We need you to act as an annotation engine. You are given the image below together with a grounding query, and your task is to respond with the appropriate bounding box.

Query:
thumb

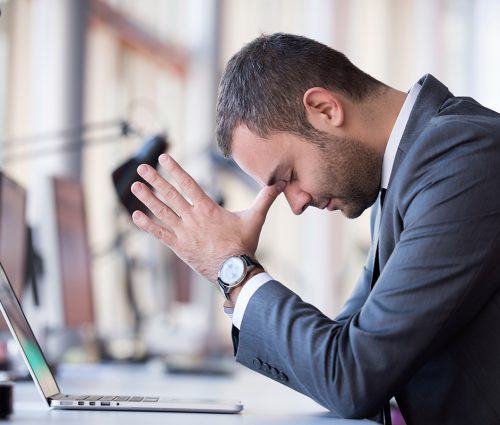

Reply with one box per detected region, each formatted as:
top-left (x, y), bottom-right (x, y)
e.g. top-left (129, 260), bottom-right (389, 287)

top-left (249, 181), bottom-right (285, 223)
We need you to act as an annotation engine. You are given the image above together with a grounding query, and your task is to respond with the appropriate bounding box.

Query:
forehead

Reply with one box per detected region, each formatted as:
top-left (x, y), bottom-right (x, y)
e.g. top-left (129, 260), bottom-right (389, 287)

top-left (231, 125), bottom-right (291, 186)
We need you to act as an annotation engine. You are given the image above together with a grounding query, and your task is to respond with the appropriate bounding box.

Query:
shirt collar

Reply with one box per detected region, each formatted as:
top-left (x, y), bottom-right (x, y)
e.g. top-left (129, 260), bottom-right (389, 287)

top-left (380, 82), bottom-right (422, 189)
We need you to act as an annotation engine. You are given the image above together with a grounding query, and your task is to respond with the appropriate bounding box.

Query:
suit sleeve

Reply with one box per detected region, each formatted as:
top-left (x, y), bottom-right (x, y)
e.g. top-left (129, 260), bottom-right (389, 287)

top-left (335, 203), bottom-right (378, 323)
top-left (234, 123), bottom-right (500, 419)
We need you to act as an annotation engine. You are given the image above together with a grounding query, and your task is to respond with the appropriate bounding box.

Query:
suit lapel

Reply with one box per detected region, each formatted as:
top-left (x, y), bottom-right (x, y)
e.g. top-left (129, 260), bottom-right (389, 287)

top-left (372, 75), bottom-right (453, 287)
top-left (388, 74), bottom-right (453, 190)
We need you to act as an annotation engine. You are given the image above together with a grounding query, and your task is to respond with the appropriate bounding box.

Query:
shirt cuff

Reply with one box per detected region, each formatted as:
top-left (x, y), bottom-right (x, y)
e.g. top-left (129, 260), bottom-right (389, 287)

top-left (232, 272), bottom-right (273, 330)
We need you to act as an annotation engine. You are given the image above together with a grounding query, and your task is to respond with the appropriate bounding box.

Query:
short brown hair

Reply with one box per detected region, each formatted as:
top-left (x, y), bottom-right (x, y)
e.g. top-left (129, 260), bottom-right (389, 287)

top-left (216, 33), bottom-right (384, 157)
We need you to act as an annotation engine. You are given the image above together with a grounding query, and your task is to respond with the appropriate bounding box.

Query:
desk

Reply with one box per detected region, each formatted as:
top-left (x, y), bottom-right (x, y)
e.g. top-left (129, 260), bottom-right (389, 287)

top-left (9, 362), bottom-right (376, 424)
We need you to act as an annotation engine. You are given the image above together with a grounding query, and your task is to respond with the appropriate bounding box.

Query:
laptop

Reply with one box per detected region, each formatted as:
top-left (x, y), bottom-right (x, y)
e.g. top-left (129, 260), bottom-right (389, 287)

top-left (0, 261), bottom-right (243, 413)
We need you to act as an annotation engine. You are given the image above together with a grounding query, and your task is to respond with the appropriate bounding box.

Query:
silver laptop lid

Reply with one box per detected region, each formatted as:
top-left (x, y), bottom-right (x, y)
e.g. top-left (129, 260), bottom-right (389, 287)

top-left (0, 261), bottom-right (60, 403)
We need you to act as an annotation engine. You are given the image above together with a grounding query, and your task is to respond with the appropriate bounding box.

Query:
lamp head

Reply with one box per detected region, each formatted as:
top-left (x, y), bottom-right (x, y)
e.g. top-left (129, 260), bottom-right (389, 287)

top-left (112, 134), bottom-right (168, 216)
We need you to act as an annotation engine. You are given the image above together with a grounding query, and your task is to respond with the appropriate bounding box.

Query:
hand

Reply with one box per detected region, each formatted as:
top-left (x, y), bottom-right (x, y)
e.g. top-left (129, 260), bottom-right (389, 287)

top-left (130, 154), bottom-right (285, 283)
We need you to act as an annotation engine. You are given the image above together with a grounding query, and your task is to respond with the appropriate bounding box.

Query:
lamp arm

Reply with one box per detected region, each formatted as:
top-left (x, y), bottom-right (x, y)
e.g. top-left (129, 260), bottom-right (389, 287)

top-left (1, 133), bottom-right (132, 164)
top-left (0, 119), bottom-right (131, 148)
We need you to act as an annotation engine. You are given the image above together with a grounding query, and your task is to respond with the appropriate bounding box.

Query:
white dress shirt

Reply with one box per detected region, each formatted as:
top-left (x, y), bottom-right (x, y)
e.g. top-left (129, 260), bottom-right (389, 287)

top-left (229, 82), bottom-right (422, 329)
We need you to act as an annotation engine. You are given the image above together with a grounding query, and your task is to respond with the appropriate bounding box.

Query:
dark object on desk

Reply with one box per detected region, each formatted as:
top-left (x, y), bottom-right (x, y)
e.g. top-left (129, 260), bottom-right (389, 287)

top-left (0, 381), bottom-right (13, 418)
top-left (112, 133), bottom-right (168, 216)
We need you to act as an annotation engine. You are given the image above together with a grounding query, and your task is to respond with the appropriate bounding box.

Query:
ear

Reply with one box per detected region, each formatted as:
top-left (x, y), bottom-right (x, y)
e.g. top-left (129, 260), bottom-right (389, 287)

top-left (303, 87), bottom-right (344, 132)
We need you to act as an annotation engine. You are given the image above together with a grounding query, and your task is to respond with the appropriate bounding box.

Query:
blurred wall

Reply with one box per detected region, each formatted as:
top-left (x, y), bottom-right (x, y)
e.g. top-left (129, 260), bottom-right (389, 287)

top-left (0, 0), bottom-right (499, 357)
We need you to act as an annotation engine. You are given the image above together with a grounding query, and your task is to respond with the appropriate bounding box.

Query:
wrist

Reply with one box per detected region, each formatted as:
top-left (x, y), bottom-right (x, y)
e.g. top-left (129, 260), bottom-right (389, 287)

top-left (217, 254), bottom-right (262, 303)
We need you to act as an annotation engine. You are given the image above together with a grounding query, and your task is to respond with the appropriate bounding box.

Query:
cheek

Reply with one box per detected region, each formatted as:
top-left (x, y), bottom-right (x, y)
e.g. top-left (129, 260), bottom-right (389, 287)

top-left (312, 165), bottom-right (339, 196)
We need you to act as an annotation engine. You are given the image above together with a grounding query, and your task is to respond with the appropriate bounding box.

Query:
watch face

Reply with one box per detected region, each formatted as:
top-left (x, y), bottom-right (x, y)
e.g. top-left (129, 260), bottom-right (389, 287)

top-left (220, 256), bottom-right (246, 286)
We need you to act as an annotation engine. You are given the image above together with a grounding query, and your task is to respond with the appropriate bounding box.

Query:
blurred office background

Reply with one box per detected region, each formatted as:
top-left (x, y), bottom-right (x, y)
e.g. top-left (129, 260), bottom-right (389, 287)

top-left (0, 0), bottom-right (499, 368)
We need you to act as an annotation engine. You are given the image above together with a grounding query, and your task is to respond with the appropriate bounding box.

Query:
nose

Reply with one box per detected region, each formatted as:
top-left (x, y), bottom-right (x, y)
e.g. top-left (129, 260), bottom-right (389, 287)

top-left (283, 185), bottom-right (312, 215)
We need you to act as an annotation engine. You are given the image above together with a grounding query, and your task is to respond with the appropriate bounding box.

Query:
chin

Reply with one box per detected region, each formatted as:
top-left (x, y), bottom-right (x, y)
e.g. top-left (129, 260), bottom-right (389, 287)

top-left (341, 209), bottom-right (363, 219)
top-left (341, 202), bottom-right (368, 219)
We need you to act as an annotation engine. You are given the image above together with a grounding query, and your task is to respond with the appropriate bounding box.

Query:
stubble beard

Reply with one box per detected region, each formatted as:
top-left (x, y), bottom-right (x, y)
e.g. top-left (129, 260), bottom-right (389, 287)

top-left (314, 134), bottom-right (383, 219)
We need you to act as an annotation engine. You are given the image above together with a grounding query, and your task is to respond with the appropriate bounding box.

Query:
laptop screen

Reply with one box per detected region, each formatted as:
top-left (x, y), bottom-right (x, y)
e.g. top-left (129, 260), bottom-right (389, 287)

top-left (0, 262), bottom-right (60, 398)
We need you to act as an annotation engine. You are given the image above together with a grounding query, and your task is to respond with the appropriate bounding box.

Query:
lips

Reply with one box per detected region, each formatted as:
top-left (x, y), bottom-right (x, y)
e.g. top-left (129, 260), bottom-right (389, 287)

top-left (318, 198), bottom-right (338, 211)
top-left (326, 198), bottom-right (336, 211)
top-left (318, 199), bottom-right (330, 210)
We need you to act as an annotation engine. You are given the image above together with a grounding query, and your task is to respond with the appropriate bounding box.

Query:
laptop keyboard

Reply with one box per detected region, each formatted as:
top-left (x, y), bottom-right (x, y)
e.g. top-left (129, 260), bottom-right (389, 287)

top-left (52, 394), bottom-right (159, 403)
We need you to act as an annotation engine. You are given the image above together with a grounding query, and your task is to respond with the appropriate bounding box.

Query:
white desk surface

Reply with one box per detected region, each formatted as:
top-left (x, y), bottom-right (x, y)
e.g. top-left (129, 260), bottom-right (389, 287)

top-left (9, 361), bottom-right (376, 424)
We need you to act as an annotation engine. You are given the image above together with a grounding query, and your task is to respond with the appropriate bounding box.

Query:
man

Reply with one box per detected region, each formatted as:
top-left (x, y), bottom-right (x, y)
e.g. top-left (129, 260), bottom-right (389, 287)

top-left (130, 33), bottom-right (500, 425)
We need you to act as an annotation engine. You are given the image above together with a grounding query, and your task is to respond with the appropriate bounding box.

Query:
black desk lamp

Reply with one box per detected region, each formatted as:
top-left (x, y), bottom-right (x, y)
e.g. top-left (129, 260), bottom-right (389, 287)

top-left (112, 133), bottom-right (168, 216)
top-left (0, 123), bottom-right (169, 361)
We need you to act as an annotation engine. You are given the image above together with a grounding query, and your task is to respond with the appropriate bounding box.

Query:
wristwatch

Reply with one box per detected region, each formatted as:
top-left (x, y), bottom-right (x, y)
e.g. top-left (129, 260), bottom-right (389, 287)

top-left (217, 255), bottom-right (261, 301)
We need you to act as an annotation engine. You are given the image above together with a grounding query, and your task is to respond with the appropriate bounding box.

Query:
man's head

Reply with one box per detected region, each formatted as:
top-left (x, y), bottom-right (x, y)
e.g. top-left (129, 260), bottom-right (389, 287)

top-left (216, 33), bottom-right (399, 218)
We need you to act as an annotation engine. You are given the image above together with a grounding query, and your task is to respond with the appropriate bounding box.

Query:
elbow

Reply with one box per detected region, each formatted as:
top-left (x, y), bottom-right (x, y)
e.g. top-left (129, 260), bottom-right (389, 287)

top-left (326, 403), bottom-right (379, 420)
top-left (334, 404), bottom-right (379, 420)
top-left (320, 391), bottom-right (381, 419)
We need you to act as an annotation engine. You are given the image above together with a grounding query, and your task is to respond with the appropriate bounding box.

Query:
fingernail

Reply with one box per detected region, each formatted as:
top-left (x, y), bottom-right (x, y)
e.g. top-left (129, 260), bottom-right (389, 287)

top-left (159, 154), bottom-right (169, 164)
top-left (131, 182), bottom-right (142, 193)
top-left (137, 164), bottom-right (148, 175)
top-left (132, 210), bottom-right (143, 223)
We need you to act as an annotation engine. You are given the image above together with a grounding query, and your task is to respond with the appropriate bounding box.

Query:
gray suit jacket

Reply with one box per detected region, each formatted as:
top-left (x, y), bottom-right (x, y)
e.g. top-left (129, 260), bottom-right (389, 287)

top-left (232, 75), bottom-right (500, 425)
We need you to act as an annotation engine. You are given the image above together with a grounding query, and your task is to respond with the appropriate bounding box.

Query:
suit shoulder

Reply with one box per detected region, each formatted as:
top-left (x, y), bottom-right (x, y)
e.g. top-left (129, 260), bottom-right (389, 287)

top-left (430, 96), bottom-right (500, 132)
top-left (393, 101), bottom-right (500, 211)
top-left (414, 97), bottom-right (500, 157)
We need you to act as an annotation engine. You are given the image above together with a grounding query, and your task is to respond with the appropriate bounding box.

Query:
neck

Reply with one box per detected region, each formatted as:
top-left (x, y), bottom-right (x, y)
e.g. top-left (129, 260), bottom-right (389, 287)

top-left (346, 86), bottom-right (407, 156)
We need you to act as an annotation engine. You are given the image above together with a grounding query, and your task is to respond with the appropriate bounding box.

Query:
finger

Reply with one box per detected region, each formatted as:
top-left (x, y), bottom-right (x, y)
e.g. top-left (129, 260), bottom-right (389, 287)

top-left (137, 164), bottom-right (192, 216)
top-left (132, 210), bottom-right (176, 246)
top-left (131, 182), bottom-right (182, 225)
top-left (158, 154), bottom-right (210, 205)
top-left (250, 181), bottom-right (285, 222)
